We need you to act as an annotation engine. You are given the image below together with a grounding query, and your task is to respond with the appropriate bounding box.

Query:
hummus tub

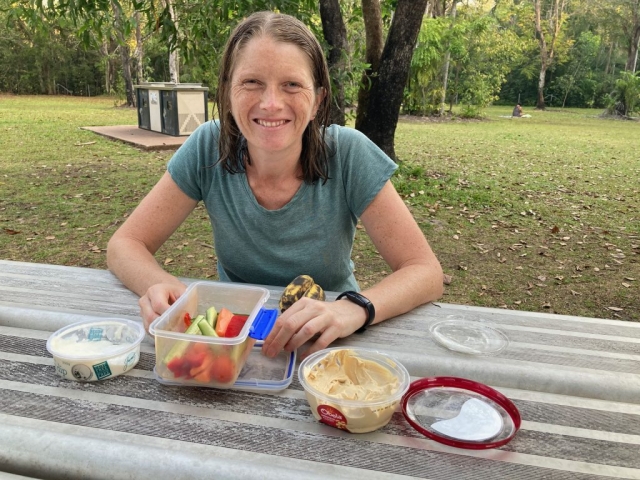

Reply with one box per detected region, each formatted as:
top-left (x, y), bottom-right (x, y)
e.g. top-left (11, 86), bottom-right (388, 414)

top-left (47, 318), bottom-right (145, 382)
top-left (298, 348), bottom-right (410, 434)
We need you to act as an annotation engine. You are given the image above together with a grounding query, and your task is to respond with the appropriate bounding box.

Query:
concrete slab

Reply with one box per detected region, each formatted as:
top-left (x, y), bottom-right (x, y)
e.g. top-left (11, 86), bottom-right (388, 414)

top-left (81, 125), bottom-right (187, 151)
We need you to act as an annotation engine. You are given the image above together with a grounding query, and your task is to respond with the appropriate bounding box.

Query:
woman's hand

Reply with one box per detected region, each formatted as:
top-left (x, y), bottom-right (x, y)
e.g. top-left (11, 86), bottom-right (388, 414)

top-left (261, 297), bottom-right (368, 359)
top-left (138, 282), bottom-right (187, 331)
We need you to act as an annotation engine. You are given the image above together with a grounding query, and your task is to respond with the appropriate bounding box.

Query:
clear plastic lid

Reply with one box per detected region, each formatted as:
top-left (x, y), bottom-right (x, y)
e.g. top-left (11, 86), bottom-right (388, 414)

top-left (429, 318), bottom-right (509, 355)
top-left (46, 318), bottom-right (146, 361)
top-left (154, 342), bottom-right (296, 393)
top-left (401, 377), bottom-right (521, 449)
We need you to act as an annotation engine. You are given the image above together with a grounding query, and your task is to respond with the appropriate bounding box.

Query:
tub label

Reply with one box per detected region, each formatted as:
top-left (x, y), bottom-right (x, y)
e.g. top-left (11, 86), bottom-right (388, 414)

top-left (317, 405), bottom-right (350, 432)
top-left (71, 364), bottom-right (94, 381)
top-left (92, 361), bottom-right (112, 380)
top-left (88, 328), bottom-right (104, 341)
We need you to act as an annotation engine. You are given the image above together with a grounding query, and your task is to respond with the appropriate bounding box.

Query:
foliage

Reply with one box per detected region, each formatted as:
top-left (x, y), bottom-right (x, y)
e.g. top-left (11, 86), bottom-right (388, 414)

top-left (405, 4), bottom-right (525, 116)
top-left (0, 9), bottom-right (105, 95)
top-left (606, 70), bottom-right (640, 116)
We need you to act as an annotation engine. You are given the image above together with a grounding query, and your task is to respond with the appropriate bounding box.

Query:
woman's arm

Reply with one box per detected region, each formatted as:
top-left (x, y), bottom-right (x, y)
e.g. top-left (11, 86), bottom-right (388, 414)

top-left (107, 171), bottom-right (199, 326)
top-left (356, 180), bottom-right (443, 324)
top-left (262, 180), bottom-right (443, 358)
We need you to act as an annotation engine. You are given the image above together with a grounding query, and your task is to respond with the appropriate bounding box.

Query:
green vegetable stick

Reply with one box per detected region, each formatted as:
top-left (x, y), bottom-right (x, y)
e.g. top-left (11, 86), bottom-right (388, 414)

top-left (163, 316), bottom-right (202, 364)
top-left (206, 306), bottom-right (218, 328)
top-left (198, 317), bottom-right (219, 337)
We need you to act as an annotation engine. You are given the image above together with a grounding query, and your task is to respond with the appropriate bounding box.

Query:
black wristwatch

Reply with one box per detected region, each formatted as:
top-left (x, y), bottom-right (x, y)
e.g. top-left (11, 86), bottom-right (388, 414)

top-left (336, 291), bottom-right (375, 334)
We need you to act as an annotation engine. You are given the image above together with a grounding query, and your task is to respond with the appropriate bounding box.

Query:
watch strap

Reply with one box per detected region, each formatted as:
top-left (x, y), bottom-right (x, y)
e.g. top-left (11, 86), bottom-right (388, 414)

top-left (336, 291), bottom-right (375, 333)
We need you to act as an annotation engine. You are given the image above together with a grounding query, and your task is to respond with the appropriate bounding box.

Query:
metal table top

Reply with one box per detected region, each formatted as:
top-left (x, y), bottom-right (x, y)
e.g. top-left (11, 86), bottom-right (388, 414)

top-left (1, 260), bottom-right (639, 479)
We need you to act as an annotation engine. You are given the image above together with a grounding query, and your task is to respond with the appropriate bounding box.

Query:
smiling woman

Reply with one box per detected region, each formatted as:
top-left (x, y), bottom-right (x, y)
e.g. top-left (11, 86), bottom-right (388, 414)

top-left (106, 11), bottom-right (444, 360)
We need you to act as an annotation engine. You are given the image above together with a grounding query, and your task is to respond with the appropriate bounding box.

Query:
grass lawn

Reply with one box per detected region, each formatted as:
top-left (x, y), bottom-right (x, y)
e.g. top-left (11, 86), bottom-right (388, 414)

top-left (0, 95), bottom-right (638, 321)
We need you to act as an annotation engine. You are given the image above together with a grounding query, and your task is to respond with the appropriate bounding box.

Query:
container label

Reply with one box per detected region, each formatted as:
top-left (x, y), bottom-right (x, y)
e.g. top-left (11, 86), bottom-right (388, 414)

top-left (71, 364), bottom-right (93, 381)
top-left (92, 361), bottom-right (112, 380)
top-left (317, 405), bottom-right (350, 432)
top-left (88, 328), bottom-right (103, 341)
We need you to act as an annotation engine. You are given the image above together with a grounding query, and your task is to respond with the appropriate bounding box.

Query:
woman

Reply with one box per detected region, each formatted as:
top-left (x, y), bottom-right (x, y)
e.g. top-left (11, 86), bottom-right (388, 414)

top-left (107, 11), bottom-right (443, 359)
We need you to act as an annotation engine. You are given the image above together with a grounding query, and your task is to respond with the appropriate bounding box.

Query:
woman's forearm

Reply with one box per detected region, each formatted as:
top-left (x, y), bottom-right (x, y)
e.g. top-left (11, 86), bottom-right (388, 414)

top-left (361, 260), bottom-right (444, 327)
top-left (106, 235), bottom-right (183, 297)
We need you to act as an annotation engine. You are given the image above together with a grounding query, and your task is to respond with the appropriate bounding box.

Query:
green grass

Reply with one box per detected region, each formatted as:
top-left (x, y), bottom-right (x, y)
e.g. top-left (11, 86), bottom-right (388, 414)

top-left (1, 96), bottom-right (638, 321)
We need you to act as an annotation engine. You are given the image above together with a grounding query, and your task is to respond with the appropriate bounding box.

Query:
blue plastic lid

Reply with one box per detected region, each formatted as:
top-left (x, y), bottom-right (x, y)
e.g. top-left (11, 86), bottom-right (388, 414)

top-left (248, 308), bottom-right (279, 340)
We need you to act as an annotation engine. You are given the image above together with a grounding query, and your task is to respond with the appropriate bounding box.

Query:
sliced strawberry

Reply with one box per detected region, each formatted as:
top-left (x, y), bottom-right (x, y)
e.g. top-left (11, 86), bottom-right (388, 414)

top-left (224, 315), bottom-right (249, 338)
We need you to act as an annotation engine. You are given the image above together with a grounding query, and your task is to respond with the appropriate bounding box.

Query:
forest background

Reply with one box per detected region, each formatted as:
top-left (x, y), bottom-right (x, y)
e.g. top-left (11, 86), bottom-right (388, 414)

top-left (2, 0), bottom-right (639, 119)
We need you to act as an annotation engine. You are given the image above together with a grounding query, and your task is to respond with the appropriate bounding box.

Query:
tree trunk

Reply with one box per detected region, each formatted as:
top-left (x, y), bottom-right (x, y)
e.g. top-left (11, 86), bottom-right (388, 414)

top-left (135, 12), bottom-right (144, 83)
top-left (537, 64), bottom-right (547, 109)
top-left (319, 0), bottom-right (348, 126)
top-left (626, 25), bottom-right (640, 72)
top-left (164, 0), bottom-right (180, 83)
top-left (357, 0), bottom-right (429, 160)
top-left (533, 0), bottom-right (567, 110)
top-left (120, 44), bottom-right (135, 106)
top-left (355, 0), bottom-right (384, 129)
top-left (111, 0), bottom-right (135, 106)
top-left (100, 41), bottom-right (110, 94)
top-left (439, 2), bottom-right (456, 116)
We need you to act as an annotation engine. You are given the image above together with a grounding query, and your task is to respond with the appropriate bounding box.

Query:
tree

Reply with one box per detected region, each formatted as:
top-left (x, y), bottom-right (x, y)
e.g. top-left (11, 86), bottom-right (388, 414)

top-left (621, 0), bottom-right (640, 72)
top-left (356, 0), bottom-right (429, 160)
top-left (533, 0), bottom-right (570, 109)
top-left (319, 0), bottom-right (348, 126)
top-left (354, 0), bottom-right (384, 128)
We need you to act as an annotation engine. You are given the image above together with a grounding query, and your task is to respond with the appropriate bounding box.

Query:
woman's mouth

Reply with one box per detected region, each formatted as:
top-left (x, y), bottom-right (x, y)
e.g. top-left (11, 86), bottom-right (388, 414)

top-left (255, 119), bottom-right (288, 128)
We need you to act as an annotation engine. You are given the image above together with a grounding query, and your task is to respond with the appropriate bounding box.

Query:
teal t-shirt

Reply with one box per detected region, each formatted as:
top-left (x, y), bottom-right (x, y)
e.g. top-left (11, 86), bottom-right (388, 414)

top-left (167, 122), bottom-right (397, 291)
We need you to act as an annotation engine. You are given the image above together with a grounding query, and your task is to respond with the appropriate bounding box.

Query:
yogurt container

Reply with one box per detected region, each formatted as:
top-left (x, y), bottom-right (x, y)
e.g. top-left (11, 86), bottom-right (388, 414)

top-left (47, 318), bottom-right (146, 382)
top-left (298, 347), bottom-right (410, 433)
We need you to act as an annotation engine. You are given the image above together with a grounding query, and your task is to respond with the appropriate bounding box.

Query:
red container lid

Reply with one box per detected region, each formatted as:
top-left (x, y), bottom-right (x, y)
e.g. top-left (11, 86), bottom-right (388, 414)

top-left (401, 376), bottom-right (521, 449)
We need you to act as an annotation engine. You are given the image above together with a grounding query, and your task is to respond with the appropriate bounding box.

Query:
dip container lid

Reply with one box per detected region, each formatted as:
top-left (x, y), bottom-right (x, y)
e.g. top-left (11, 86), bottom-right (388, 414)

top-left (401, 376), bottom-right (521, 449)
top-left (46, 318), bottom-right (146, 361)
top-left (429, 318), bottom-right (509, 355)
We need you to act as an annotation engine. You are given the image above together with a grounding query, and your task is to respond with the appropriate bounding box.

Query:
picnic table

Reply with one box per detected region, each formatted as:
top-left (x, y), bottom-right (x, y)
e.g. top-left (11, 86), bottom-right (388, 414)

top-left (0, 259), bottom-right (639, 480)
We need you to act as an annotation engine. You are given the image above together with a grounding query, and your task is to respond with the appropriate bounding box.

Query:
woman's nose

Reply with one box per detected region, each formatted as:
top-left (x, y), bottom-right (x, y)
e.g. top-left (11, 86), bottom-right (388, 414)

top-left (260, 85), bottom-right (283, 110)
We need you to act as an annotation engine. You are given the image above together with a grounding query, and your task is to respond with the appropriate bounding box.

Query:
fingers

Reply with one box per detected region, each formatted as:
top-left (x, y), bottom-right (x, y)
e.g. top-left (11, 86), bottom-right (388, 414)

top-left (138, 296), bottom-right (160, 332)
top-left (262, 298), bottom-right (342, 358)
top-left (138, 282), bottom-right (186, 332)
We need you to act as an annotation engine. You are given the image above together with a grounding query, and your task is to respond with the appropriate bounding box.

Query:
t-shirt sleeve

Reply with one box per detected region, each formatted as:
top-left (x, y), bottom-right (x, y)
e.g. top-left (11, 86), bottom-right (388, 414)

top-left (166, 121), bottom-right (219, 202)
top-left (334, 126), bottom-right (398, 217)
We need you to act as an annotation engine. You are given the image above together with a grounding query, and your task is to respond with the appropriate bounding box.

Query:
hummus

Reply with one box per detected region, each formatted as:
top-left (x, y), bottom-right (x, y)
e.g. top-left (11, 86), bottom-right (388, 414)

top-left (304, 349), bottom-right (400, 400)
top-left (301, 349), bottom-right (406, 433)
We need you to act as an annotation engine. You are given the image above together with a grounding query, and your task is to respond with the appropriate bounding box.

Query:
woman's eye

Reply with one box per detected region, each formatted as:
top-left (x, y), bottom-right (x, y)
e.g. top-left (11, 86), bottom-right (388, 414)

top-left (284, 82), bottom-right (302, 91)
top-left (242, 80), bottom-right (260, 88)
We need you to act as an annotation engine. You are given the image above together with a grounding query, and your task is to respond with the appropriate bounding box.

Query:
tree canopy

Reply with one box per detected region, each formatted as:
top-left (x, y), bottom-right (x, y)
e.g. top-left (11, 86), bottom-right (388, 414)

top-left (2, 0), bottom-right (639, 152)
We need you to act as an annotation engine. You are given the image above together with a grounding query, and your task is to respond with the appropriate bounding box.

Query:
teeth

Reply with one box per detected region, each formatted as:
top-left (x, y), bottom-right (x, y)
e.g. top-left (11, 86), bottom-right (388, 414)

top-left (257, 119), bottom-right (286, 127)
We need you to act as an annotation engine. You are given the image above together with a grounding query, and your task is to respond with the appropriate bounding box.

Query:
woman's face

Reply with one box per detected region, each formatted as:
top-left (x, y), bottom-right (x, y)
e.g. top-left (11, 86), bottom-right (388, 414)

top-left (230, 36), bottom-right (323, 161)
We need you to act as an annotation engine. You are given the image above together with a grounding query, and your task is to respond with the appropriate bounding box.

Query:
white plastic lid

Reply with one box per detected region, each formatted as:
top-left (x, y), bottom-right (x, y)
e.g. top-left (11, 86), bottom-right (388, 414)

top-left (429, 318), bottom-right (509, 355)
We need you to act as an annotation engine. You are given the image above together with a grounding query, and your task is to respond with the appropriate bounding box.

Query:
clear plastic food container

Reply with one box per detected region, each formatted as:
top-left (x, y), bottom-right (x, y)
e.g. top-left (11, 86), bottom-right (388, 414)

top-left (47, 318), bottom-right (146, 382)
top-left (149, 281), bottom-right (275, 389)
top-left (298, 347), bottom-right (410, 433)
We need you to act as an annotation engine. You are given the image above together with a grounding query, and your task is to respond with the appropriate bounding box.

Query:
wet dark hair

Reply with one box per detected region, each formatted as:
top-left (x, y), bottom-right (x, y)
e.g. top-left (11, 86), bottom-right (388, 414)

top-left (215, 11), bottom-right (332, 184)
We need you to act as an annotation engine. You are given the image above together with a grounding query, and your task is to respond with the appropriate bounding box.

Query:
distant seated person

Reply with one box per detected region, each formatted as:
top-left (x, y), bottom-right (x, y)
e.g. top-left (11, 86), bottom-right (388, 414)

top-left (512, 104), bottom-right (523, 117)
